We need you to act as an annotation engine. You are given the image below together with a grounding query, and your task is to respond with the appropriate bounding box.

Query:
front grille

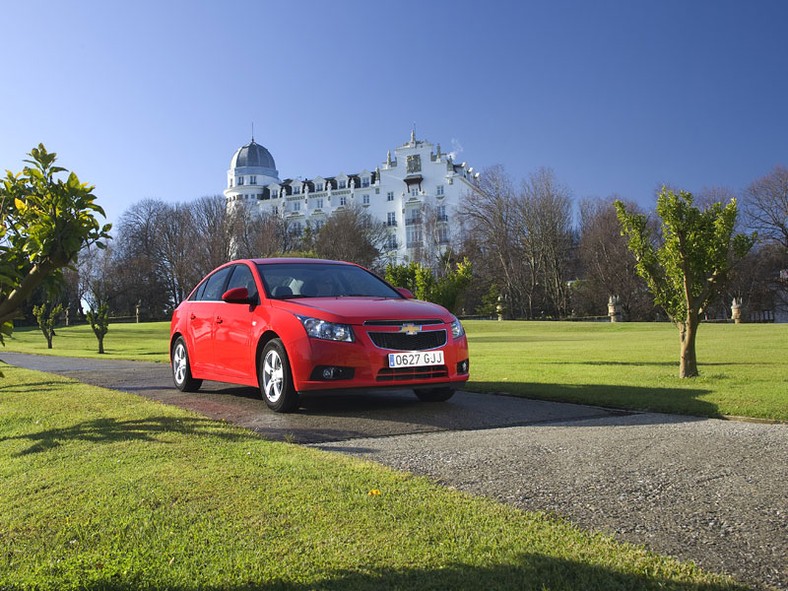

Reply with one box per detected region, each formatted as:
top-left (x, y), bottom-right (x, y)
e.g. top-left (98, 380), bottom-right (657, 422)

top-left (364, 319), bottom-right (443, 327)
top-left (368, 330), bottom-right (447, 351)
top-left (377, 366), bottom-right (449, 382)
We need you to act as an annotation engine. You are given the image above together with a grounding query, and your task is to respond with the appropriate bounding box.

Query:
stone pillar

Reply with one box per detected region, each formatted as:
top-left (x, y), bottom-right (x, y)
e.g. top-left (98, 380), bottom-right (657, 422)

top-left (731, 297), bottom-right (743, 324)
top-left (608, 295), bottom-right (622, 322)
top-left (496, 295), bottom-right (504, 322)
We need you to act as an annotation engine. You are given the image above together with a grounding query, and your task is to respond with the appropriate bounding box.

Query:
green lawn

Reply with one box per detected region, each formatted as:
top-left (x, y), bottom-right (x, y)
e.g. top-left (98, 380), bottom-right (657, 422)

top-left (0, 365), bottom-right (745, 590)
top-left (4, 319), bottom-right (787, 420)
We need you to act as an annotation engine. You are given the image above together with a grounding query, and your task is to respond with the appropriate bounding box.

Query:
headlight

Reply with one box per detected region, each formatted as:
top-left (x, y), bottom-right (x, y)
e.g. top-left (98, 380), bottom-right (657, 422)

top-left (450, 316), bottom-right (465, 338)
top-left (297, 316), bottom-right (354, 342)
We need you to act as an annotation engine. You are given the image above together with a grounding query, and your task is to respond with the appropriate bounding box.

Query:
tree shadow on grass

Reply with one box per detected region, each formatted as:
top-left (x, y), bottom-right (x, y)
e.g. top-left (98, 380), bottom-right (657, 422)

top-left (468, 381), bottom-right (723, 419)
top-left (1, 416), bottom-right (259, 456)
top-left (42, 551), bottom-right (746, 591)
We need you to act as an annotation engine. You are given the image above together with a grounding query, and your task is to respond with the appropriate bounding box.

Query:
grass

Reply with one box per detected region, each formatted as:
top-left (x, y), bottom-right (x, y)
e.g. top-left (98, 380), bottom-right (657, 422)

top-left (5, 322), bottom-right (171, 363)
top-left (465, 321), bottom-right (788, 422)
top-left (0, 364), bottom-right (746, 590)
top-left (5, 319), bottom-right (787, 421)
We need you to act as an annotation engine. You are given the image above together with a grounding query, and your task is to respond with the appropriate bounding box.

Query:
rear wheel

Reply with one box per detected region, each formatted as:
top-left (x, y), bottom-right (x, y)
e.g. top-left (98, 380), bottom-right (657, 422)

top-left (414, 387), bottom-right (455, 402)
top-left (171, 337), bottom-right (202, 392)
top-left (259, 339), bottom-right (299, 413)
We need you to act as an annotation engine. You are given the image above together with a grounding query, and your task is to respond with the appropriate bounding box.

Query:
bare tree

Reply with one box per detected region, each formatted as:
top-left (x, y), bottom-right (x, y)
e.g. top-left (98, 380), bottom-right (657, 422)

top-left (229, 204), bottom-right (291, 258)
top-left (313, 205), bottom-right (387, 269)
top-left (576, 198), bottom-right (654, 319)
top-left (458, 165), bottom-right (529, 317)
top-left (744, 165), bottom-right (788, 249)
top-left (520, 168), bottom-right (574, 317)
top-left (190, 195), bottom-right (233, 274)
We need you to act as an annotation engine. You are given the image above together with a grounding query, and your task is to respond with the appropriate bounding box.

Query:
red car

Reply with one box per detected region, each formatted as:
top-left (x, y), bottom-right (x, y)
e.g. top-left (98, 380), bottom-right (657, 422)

top-left (170, 258), bottom-right (470, 412)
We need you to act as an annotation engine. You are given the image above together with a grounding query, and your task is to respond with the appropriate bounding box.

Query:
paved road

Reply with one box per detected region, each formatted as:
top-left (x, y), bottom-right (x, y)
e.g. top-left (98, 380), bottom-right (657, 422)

top-left (3, 351), bottom-right (786, 590)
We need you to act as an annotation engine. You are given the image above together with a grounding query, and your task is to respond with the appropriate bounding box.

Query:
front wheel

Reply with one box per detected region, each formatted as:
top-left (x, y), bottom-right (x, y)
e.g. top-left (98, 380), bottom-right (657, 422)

top-left (259, 339), bottom-right (299, 413)
top-left (171, 337), bottom-right (202, 392)
top-left (414, 387), bottom-right (455, 402)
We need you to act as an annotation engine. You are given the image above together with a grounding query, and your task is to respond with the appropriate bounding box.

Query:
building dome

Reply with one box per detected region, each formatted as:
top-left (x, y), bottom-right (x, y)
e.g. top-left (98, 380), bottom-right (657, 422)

top-left (230, 139), bottom-right (277, 170)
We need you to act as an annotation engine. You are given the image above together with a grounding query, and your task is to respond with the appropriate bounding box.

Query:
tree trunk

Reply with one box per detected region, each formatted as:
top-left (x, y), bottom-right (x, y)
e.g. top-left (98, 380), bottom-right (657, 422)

top-left (678, 314), bottom-right (700, 378)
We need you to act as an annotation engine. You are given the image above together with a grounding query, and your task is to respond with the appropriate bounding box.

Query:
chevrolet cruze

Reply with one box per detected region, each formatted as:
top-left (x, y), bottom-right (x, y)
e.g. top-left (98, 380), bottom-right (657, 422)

top-left (170, 258), bottom-right (470, 412)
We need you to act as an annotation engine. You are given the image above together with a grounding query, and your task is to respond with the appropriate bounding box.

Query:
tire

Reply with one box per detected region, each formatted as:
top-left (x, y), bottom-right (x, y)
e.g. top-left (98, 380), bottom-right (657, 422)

top-left (259, 339), bottom-right (299, 413)
top-left (414, 387), bottom-right (455, 402)
top-left (172, 337), bottom-right (203, 392)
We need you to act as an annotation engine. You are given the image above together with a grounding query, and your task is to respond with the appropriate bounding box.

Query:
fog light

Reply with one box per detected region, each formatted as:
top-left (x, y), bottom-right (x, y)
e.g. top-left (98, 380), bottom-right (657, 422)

top-left (457, 359), bottom-right (470, 375)
top-left (310, 366), bottom-right (355, 381)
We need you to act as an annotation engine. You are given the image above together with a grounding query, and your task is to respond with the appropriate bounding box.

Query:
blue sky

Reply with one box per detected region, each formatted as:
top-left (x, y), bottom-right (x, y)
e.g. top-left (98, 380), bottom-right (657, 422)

top-left (2, 0), bottom-right (787, 225)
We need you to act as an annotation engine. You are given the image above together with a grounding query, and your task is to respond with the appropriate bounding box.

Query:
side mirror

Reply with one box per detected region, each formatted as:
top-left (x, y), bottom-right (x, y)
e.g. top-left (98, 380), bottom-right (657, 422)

top-left (396, 287), bottom-right (415, 299)
top-left (222, 287), bottom-right (253, 304)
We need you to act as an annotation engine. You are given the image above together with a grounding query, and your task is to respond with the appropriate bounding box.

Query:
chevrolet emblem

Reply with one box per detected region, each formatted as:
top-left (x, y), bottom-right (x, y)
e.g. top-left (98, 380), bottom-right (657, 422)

top-left (399, 323), bottom-right (422, 336)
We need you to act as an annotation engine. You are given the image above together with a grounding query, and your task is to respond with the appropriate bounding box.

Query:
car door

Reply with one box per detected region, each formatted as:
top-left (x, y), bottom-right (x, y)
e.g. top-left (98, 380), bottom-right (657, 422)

top-left (212, 263), bottom-right (260, 383)
top-left (187, 266), bottom-right (233, 376)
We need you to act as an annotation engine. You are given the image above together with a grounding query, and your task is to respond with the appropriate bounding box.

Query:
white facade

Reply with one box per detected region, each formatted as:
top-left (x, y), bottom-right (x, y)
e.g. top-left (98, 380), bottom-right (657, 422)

top-left (224, 131), bottom-right (479, 264)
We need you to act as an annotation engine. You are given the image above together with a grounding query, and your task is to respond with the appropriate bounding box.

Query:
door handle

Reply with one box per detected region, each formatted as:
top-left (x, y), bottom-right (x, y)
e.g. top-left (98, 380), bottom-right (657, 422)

top-left (216, 317), bottom-right (223, 324)
top-left (190, 313), bottom-right (196, 320)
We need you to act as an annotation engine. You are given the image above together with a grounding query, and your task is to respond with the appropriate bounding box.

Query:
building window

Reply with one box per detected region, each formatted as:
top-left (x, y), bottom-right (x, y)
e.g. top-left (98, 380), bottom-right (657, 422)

top-left (437, 205), bottom-right (448, 222)
top-left (437, 226), bottom-right (450, 244)
top-left (387, 212), bottom-right (397, 226)
top-left (291, 222), bottom-right (303, 236)
top-left (361, 177), bottom-right (370, 187)
top-left (437, 184), bottom-right (445, 196)
top-left (271, 190), bottom-right (278, 199)
top-left (362, 194), bottom-right (370, 205)
top-left (315, 198), bottom-right (324, 209)
top-left (406, 226), bottom-right (422, 248)
top-left (293, 185), bottom-right (301, 195)
top-left (250, 176), bottom-right (257, 185)
top-left (339, 196), bottom-right (347, 206)
top-left (339, 179), bottom-right (347, 189)
top-left (316, 182), bottom-right (324, 191)
top-left (386, 235), bottom-right (398, 249)
top-left (237, 176), bottom-right (244, 186)
top-left (410, 187), bottom-right (419, 197)
top-left (387, 191), bottom-right (394, 201)
top-left (293, 201), bottom-right (301, 212)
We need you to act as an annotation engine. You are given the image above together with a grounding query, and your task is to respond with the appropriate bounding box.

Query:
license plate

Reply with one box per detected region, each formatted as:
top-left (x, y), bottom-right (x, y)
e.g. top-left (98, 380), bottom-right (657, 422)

top-left (388, 350), bottom-right (444, 368)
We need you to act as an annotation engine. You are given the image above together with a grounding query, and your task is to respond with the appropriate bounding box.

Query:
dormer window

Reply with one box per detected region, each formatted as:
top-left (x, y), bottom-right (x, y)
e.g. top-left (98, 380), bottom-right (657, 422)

top-left (293, 185), bottom-right (301, 195)
top-left (361, 177), bottom-right (370, 188)
top-left (316, 182), bottom-right (324, 192)
top-left (339, 180), bottom-right (347, 189)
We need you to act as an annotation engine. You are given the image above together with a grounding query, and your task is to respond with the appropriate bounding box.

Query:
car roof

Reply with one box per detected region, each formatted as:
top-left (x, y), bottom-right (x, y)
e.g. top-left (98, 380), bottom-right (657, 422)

top-left (248, 257), bottom-right (356, 266)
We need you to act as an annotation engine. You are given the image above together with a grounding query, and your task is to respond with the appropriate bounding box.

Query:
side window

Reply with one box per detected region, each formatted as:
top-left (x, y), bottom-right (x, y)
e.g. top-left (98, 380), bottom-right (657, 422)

top-left (226, 264), bottom-right (258, 300)
top-left (200, 267), bottom-right (233, 301)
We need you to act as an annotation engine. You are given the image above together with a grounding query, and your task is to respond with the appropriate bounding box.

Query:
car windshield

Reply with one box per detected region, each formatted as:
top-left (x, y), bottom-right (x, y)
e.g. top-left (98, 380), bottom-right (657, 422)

top-left (257, 262), bottom-right (402, 300)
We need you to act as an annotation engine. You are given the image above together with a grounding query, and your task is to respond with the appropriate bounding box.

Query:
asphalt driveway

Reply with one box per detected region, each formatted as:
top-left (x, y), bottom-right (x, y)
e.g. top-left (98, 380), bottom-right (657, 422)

top-left (3, 351), bottom-right (786, 590)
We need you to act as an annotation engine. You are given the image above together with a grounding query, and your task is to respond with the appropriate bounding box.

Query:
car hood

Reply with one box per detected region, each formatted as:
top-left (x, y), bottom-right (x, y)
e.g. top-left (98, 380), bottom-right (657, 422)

top-left (274, 297), bottom-right (453, 324)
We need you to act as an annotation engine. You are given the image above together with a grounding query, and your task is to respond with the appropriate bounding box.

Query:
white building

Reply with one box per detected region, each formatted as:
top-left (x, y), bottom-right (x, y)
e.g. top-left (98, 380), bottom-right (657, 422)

top-left (224, 131), bottom-right (479, 264)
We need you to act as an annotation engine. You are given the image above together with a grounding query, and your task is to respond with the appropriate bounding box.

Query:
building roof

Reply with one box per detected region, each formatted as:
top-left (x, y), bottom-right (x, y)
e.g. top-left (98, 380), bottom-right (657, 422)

top-left (230, 140), bottom-right (277, 170)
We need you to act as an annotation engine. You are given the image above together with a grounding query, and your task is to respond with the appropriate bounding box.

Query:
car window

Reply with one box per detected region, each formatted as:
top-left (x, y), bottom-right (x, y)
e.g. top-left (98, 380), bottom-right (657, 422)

top-left (257, 262), bottom-right (401, 299)
top-left (226, 264), bottom-right (258, 300)
top-left (199, 266), bottom-right (233, 301)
